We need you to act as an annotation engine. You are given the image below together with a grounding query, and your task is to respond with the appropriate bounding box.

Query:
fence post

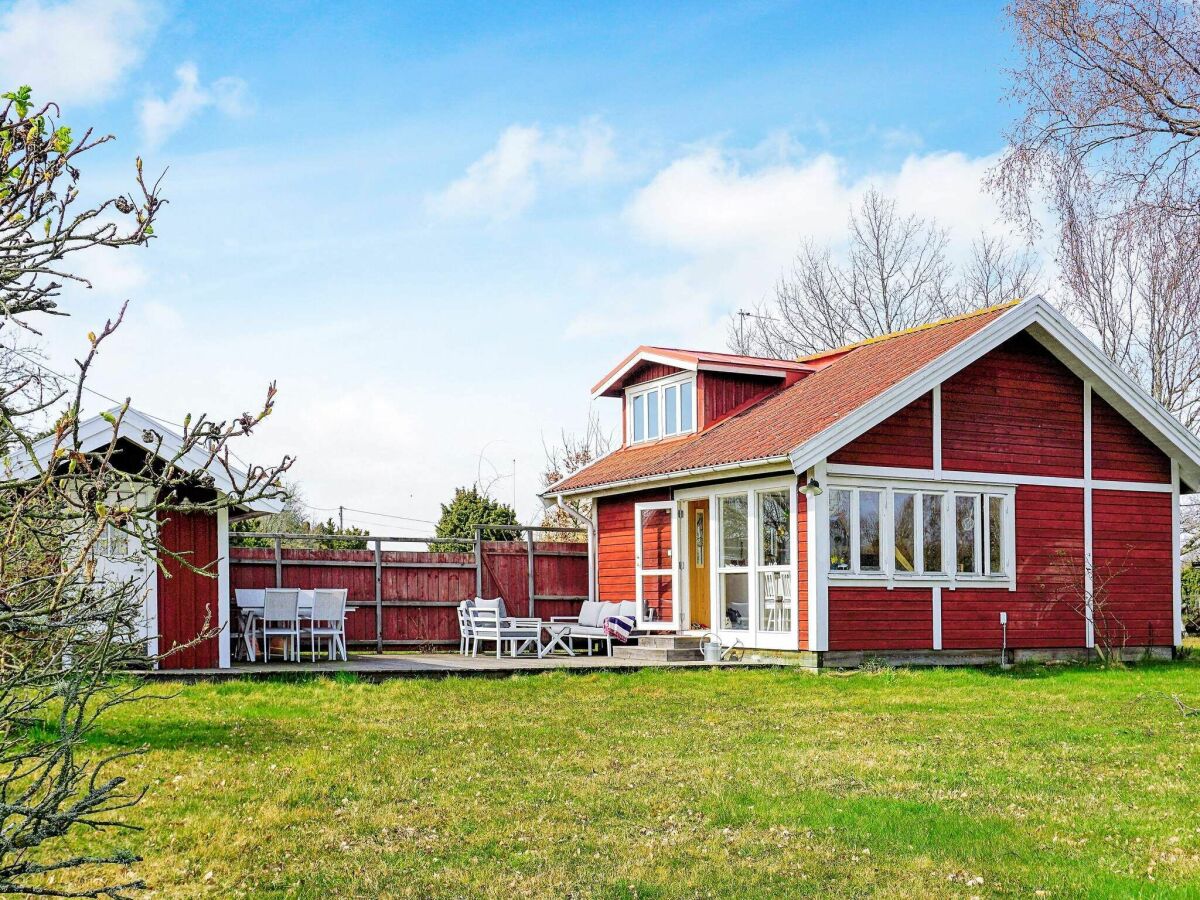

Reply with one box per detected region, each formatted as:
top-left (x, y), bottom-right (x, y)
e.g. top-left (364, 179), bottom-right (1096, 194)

top-left (526, 528), bottom-right (536, 616)
top-left (373, 538), bottom-right (383, 654)
top-left (273, 536), bottom-right (282, 588)
top-left (474, 526), bottom-right (483, 598)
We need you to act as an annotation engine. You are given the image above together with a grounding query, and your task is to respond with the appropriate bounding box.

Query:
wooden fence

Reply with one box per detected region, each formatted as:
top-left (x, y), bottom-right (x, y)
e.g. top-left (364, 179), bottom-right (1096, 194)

top-left (229, 528), bottom-right (589, 650)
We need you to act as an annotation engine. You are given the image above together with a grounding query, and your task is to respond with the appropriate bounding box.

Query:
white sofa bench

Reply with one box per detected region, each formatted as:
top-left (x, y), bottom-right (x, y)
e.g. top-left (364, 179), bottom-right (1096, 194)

top-left (550, 600), bottom-right (637, 656)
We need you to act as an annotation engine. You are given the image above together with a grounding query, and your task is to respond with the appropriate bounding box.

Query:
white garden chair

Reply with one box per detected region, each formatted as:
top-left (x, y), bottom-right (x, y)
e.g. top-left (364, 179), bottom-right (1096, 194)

top-left (467, 607), bottom-right (541, 659)
top-left (456, 601), bottom-right (474, 655)
top-left (302, 588), bottom-right (348, 661)
top-left (261, 588), bottom-right (301, 662)
top-left (762, 571), bottom-right (792, 631)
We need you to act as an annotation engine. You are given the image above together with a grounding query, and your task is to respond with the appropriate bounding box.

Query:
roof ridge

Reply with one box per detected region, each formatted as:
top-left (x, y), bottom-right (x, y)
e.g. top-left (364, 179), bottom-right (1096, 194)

top-left (795, 299), bottom-right (1023, 363)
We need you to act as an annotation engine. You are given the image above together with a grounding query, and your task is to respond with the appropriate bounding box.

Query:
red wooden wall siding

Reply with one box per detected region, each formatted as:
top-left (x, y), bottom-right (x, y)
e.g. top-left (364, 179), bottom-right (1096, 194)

top-left (941, 333), bottom-right (1084, 477)
top-left (943, 486), bottom-right (1084, 649)
top-left (1092, 490), bottom-right (1174, 647)
top-left (625, 361), bottom-right (684, 387)
top-left (699, 371), bottom-right (780, 430)
top-left (596, 489), bottom-right (670, 603)
top-left (1091, 394), bottom-right (1172, 483)
top-left (796, 490), bottom-right (809, 650)
top-left (827, 587), bottom-right (933, 650)
top-left (830, 391), bottom-right (933, 468)
top-left (157, 509), bottom-right (220, 669)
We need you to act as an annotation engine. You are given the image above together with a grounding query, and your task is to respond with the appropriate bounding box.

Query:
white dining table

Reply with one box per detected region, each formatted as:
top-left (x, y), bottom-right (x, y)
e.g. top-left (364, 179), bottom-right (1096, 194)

top-left (235, 590), bottom-right (355, 662)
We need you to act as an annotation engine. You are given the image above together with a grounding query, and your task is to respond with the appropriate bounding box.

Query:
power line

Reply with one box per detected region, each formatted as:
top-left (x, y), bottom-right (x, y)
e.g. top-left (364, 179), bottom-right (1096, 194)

top-left (3, 343), bottom-right (258, 470)
top-left (308, 504), bottom-right (437, 526)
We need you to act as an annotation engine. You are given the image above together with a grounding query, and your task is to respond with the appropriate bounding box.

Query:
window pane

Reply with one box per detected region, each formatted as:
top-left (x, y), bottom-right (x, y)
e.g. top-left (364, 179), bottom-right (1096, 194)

top-left (859, 490), bottom-right (881, 571)
top-left (757, 570), bottom-right (792, 633)
top-left (988, 496), bottom-right (1005, 575)
top-left (923, 495), bottom-right (944, 573)
top-left (645, 389), bottom-right (659, 439)
top-left (955, 495), bottom-right (977, 574)
top-left (758, 490), bottom-right (790, 566)
top-left (719, 495), bottom-right (748, 567)
top-left (632, 394), bottom-right (645, 442)
top-left (893, 492), bottom-right (916, 573)
top-left (720, 572), bottom-right (749, 630)
top-left (829, 489), bottom-right (851, 572)
top-left (664, 385), bottom-right (678, 435)
top-left (639, 508), bottom-right (672, 570)
top-left (680, 381), bottom-right (694, 431)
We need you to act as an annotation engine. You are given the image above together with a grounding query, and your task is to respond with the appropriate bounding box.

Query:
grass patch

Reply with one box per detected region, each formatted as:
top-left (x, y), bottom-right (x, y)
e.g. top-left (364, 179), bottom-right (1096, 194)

top-left (44, 659), bottom-right (1200, 897)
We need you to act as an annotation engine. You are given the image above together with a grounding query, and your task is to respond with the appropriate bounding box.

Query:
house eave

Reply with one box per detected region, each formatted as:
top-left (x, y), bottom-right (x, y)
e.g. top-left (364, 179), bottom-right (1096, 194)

top-left (541, 455), bottom-right (794, 502)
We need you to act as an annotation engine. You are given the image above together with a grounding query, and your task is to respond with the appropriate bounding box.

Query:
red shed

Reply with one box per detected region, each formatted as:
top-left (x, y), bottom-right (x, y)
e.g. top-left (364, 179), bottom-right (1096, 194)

top-left (543, 298), bottom-right (1200, 665)
top-left (16, 407), bottom-right (282, 670)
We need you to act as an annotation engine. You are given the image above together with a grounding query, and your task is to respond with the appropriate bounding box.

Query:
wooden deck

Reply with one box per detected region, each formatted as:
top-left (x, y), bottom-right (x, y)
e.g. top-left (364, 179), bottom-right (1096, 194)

top-left (147, 651), bottom-right (770, 681)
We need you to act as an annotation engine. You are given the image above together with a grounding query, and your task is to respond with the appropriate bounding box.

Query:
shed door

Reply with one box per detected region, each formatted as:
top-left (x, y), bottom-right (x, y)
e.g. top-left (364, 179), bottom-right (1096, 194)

top-left (156, 509), bottom-right (220, 669)
top-left (634, 501), bottom-right (676, 631)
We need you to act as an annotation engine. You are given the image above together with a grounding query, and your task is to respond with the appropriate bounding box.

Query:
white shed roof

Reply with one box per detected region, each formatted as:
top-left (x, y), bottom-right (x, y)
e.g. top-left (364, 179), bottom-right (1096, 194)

top-left (8, 405), bottom-right (283, 515)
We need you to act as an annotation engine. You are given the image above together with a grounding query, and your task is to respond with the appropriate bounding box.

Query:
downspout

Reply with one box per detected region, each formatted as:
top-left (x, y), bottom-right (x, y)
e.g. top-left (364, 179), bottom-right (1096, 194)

top-left (556, 496), bottom-right (597, 604)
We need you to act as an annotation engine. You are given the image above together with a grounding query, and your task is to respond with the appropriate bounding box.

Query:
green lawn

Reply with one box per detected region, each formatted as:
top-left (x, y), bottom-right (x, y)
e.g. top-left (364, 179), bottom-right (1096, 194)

top-left (59, 658), bottom-right (1200, 898)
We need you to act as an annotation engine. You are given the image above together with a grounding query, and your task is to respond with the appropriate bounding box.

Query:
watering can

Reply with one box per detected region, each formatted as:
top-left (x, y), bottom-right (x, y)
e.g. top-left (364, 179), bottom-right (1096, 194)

top-left (699, 633), bottom-right (723, 663)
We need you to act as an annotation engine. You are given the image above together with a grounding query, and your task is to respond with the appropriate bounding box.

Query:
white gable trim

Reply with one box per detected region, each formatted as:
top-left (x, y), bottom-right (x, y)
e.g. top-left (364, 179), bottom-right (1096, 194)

top-left (592, 351), bottom-right (697, 398)
top-left (789, 298), bottom-right (1200, 491)
top-left (12, 406), bottom-right (282, 515)
top-left (592, 350), bottom-right (795, 398)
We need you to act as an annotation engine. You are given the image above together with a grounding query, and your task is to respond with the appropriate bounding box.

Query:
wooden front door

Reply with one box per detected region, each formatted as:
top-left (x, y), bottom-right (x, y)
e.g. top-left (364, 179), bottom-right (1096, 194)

top-left (688, 499), bottom-right (711, 629)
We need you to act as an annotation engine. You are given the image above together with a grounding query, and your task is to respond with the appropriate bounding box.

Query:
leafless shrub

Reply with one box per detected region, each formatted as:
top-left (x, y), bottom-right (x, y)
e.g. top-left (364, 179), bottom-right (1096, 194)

top-left (0, 86), bottom-right (291, 897)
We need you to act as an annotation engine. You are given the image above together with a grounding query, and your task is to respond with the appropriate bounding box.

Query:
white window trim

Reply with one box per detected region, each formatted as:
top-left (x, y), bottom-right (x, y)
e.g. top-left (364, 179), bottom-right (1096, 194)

top-left (828, 475), bottom-right (1017, 591)
top-left (626, 373), bottom-right (697, 445)
top-left (675, 475), bottom-right (800, 650)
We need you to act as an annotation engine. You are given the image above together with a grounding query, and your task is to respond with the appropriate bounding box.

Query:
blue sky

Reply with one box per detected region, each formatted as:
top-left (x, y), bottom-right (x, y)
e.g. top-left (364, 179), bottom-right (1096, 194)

top-left (0, 0), bottom-right (1027, 532)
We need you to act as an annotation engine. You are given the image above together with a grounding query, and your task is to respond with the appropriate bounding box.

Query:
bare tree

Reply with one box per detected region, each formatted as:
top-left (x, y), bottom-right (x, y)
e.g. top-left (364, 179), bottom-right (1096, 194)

top-left (959, 231), bottom-right (1043, 309)
top-left (1059, 194), bottom-right (1200, 428)
top-left (540, 410), bottom-right (612, 539)
top-left (1042, 548), bottom-right (1136, 665)
top-left (993, 0), bottom-right (1200, 232)
top-left (0, 87), bottom-right (290, 897)
top-left (729, 190), bottom-right (1036, 358)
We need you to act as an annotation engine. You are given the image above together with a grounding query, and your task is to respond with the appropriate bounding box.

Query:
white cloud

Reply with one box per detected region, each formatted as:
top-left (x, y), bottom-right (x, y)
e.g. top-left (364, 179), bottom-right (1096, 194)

top-left (427, 117), bottom-right (618, 221)
top-left (0, 0), bottom-right (158, 106)
top-left (567, 143), bottom-right (1034, 343)
top-left (139, 62), bottom-right (252, 147)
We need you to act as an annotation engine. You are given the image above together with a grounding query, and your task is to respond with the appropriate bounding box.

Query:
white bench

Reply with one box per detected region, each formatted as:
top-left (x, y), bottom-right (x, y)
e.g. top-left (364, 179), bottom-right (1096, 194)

top-left (550, 600), bottom-right (637, 656)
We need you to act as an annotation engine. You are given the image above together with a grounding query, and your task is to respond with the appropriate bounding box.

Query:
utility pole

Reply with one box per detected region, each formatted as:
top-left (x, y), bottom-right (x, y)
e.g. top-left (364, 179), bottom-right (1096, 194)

top-left (338, 505), bottom-right (344, 532)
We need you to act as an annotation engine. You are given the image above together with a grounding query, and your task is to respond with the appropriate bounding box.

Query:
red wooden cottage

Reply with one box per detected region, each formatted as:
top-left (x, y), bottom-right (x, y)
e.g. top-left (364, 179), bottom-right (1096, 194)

top-left (543, 298), bottom-right (1200, 664)
top-left (14, 406), bottom-right (281, 670)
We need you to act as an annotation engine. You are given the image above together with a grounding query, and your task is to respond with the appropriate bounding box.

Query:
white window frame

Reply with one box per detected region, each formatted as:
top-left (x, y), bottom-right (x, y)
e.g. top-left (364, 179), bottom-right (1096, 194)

top-left (827, 476), bottom-right (1016, 590)
top-left (676, 475), bottom-right (799, 650)
top-left (634, 500), bottom-right (677, 631)
top-left (626, 373), bottom-right (697, 445)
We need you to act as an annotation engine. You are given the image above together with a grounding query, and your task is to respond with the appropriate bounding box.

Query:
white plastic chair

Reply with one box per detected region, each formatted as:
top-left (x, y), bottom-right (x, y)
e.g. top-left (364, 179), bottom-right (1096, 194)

top-left (467, 607), bottom-right (541, 659)
top-left (456, 601), bottom-right (474, 655)
top-left (301, 589), bottom-right (348, 661)
top-left (261, 588), bottom-right (301, 662)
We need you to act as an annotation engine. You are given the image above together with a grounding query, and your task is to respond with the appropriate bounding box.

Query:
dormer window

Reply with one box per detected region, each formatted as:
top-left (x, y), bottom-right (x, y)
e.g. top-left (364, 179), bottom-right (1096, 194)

top-left (628, 374), bottom-right (695, 444)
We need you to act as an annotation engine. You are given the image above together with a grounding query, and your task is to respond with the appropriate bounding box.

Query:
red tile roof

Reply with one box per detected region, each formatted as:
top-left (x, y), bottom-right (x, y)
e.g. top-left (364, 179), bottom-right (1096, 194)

top-left (549, 303), bottom-right (1017, 494)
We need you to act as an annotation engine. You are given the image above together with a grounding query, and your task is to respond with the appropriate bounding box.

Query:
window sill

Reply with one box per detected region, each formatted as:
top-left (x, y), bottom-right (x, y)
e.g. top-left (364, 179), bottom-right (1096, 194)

top-left (828, 573), bottom-right (1013, 590)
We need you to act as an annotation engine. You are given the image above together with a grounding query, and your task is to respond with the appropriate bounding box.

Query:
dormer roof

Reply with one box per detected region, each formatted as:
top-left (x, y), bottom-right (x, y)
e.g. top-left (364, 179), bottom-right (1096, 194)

top-left (592, 346), bottom-right (814, 397)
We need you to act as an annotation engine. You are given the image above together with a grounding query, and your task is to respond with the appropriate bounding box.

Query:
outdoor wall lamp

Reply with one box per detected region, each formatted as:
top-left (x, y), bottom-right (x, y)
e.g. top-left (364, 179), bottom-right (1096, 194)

top-left (799, 477), bottom-right (823, 496)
